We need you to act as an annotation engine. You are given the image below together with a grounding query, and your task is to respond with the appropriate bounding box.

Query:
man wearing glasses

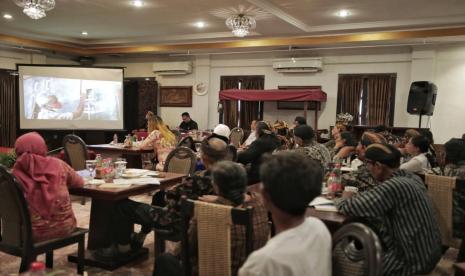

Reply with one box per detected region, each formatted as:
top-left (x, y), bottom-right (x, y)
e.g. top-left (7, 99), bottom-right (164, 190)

top-left (336, 143), bottom-right (441, 275)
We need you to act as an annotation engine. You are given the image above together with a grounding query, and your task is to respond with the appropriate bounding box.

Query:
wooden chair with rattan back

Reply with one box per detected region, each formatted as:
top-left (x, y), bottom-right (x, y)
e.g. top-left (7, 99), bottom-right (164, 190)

top-left (230, 127), bottom-right (244, 148)
top-left (62, 134), bottom-right (88, 171)
top-left (180, 199), bottom-right (254, 276)
top-left (0, 165), bottom-right (87, 274)
top-left (425, 174), bottom-right (462, 249)
top-left (163, 146), bottom-right (196, 175)
top-left (332, 222), bottom-right (383, 276)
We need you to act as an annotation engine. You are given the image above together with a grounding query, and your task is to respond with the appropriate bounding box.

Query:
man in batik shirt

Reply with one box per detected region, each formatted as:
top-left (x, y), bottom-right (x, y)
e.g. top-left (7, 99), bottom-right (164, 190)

top-left (443, 138), bottom-right (465, 240)
top-left (292, 125), bottom-right (331, 166)
top-left (336, 143), bottom-right (442, 275)
top-left (94, 135), bottom-right (228, 260)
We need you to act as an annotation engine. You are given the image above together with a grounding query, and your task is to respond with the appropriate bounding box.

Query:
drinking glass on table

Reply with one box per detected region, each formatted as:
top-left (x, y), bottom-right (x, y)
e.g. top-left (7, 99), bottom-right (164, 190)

top-left (85, 160), bottom-right (97, 180)
top-left (195, 142), bottom-right (202, 153)
top-left (114, 161), bottom-right (127, 178)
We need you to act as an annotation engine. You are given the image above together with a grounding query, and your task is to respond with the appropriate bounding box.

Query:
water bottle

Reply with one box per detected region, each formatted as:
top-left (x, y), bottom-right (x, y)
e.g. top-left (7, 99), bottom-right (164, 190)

top-left (26, 261), bottom-right (46, 276)
top-left (113, 133), bottom-right (118, 144)
top-left (327, 163), bottom-right (342, 198)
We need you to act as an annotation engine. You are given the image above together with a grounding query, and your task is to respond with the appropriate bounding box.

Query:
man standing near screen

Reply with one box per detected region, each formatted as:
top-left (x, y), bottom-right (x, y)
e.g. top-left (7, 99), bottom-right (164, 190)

top-left (179, 112), bottom-right (198, 131)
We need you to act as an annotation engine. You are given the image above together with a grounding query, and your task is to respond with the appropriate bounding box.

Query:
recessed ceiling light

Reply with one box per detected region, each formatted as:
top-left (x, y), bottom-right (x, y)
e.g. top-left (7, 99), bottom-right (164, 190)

top-left (3, 14), bottom-right (13, 20)
top-left (194, 21), bottom-right (206, 28)
top-left (336, 9), bottom-right (351, 18)
top-left (81, 31), bottom-right (88, 36)
top-left (145, 77), bottom-right (150, 80)
top-left (132, 0), bottom-right (144, 7)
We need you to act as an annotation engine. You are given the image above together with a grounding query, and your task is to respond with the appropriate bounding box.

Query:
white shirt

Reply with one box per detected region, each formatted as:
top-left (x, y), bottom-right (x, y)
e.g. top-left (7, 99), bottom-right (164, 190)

top-left (238, 217), bottom-right (332, 276)
top-left (400, 153), bottom-right (430, 173)
top-left (243, 132), bottom-right (257, 146)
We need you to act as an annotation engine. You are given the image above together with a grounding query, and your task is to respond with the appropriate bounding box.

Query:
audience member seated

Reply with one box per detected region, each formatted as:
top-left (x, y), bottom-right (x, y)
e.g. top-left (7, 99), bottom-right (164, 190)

top-left (420, 129), bottom-right (439, 168)
top-left (239, 152), bottom-right (331, 276)
top-left (242, 120), bottom-right (257, 148)
top-left (341, 131), bottom-right (386, 192)
top-left (193, 161), bottom-right (269, 275)
top-left (443, 138), bottom-right (465, 240)
top-left (213, 123), bottom-right (231, 142)
top-left (336, 143), bottom-right (442, 275)
top-left (94, 136), bottom-right (228, 260)
top-left (373, 125), bottom-right (401, 146)
top-left (179, 112), bottom-right (198, 132)
top-left (12, 132), bottom-right (84, 242)
top-left (398, 128), bottom-right (421, 157)
top-left (293, 116), bottom-right (307, 128)
top-left (325, 112), bottom-right (353, 150)
top-left (399, 135), bottom-right (432, 173)
top-left (237, 121), bottom-right (280, 185)
top-left (292, 124), bottom-right (331, 166)
top-left (332, 131), bottom-right (357, 161)
top-left (138, 112), bottom-right (176, 171)
top-left (273, 120), bottom-right (292, 150)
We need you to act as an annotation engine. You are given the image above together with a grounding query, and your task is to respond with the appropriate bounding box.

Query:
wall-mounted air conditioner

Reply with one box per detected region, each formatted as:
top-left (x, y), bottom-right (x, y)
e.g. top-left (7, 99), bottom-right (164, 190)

top-left (272, 57), bottom-right (323, 73)
top-left (152, 61), bottom-right (193, 75)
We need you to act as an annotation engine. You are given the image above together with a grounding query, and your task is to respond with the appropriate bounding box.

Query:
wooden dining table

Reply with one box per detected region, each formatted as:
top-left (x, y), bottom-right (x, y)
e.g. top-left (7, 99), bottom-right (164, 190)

top-left (68, 172), bottom-right (185, 270)
top-left (87, 144), bottom-right (153, 168)
top-left (247, 182), bottom-right (350, 233)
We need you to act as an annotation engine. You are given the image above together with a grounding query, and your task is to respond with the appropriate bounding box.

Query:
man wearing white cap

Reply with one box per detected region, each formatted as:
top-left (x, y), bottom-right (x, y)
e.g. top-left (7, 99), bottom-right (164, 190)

top-left (213, 124), bottom-right (231, 142)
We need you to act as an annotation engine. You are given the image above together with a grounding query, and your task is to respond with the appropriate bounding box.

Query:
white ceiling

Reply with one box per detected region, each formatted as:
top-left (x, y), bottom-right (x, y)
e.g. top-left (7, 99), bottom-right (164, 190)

top-left (1, 0), bottom-right (465, 53)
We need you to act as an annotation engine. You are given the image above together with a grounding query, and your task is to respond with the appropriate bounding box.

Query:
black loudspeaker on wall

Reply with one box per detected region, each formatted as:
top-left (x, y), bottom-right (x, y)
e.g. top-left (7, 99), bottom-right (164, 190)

top-left (407, 81), bottom-right (437, 116)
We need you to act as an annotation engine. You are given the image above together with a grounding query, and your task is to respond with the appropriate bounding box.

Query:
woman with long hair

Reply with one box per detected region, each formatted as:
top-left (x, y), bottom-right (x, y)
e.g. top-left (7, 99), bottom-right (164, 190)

top-left (139, 112), bottom-right (176, 171)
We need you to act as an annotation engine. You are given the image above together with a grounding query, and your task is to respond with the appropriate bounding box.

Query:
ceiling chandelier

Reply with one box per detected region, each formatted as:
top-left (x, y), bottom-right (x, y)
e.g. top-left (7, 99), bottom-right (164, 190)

top-left (13, 0), bottom-right (56, 20)
top-left (225, 14), bottom-right (256, 38)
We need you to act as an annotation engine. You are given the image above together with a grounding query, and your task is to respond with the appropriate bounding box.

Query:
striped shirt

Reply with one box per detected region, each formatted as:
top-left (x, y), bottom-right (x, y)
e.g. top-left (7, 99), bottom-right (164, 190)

top-left (336, 170), bottom-right (442, 276)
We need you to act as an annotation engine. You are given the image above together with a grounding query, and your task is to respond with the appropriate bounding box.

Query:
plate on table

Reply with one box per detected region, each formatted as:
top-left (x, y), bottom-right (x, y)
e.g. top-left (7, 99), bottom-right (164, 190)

top-left (122, 169), bottom-right (150, 178)
top-left (144, 171), bottom-right (160, 177)
top-left (341, 167), bottom-right (356, 172)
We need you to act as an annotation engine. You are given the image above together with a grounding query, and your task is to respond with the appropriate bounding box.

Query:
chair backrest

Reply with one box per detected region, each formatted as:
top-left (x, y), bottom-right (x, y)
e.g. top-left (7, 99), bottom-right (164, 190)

top-left (180, 199), bottom-right (254, 276)
top-left (226, 144), bottom-right (237, 162)
top-left (332, 222), bottom-right (383, 276)
top-left (62, 134), bottom-right (88, 171)
top-left (177, 136), bottom-right (195, 151)
top-left (163, 147), bottom-right (196, 175)
top-left (229, 128), bottom-right (244, 148)
top-left (425, 174), bottom-right (462, 248)
top-left (0, 165), bottom-right (33, 253)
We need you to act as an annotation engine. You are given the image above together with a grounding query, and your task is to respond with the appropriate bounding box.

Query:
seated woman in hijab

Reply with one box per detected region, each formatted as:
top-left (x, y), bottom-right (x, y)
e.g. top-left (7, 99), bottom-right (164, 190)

top-left (12, 132), bottom-right (84, 242)
top-left (273, 120), bottom-right (293, 150)
top-left (138, 112), bottom-right (176, 171)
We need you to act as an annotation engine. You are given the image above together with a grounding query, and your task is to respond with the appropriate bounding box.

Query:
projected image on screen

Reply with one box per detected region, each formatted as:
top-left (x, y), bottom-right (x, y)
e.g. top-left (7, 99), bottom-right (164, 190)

top-left (19, 65), bottom-right (124, 130)
top-left (24, 76), bottom-right (121, 121)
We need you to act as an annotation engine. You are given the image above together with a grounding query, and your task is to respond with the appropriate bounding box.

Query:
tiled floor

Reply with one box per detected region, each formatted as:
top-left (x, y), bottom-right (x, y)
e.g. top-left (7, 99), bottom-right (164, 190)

top-left (0, 194), bottom-right (459, 275)
top-left (0, 195), bottom-right (155, 275)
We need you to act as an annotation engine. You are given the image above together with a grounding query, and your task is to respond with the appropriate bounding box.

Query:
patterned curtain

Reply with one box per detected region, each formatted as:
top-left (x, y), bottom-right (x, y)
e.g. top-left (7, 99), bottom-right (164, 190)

top-left (0, 70), bottom-right (16, 147)
top-left (366, 75), bottom-right (396, 126)
top-left (220, 77), bottom-right (240, 128)
top-left (337, 75), bottom-right (363, 125)
top-left (240, 77), bottom-right (264, 129)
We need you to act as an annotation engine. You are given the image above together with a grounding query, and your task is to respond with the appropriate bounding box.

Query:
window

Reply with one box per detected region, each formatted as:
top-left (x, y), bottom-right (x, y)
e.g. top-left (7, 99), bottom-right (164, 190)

top-left (219, 75), bottom-right (264, 128)
top-left (337, 74), bottom-right (396, 126)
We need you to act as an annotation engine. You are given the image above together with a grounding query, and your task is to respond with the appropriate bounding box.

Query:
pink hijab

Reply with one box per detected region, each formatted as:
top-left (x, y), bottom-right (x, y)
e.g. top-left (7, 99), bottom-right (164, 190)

top-left (12, 132), bottom-right (63, 219)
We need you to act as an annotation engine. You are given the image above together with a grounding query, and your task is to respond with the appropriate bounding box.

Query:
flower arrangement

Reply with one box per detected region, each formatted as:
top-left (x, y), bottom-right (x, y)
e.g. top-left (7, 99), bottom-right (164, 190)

top-left (0, 150), bottom-right (16, 168)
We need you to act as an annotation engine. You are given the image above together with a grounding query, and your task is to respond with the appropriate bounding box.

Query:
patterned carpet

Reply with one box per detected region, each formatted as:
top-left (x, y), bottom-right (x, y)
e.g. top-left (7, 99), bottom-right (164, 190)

top-left (0, 194), bottom-right (459, 275)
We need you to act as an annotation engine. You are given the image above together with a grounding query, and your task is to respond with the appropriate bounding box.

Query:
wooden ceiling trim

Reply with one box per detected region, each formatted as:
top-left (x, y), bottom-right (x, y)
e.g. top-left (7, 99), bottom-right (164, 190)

top-left (2, 26), bottom-right (465, 56)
